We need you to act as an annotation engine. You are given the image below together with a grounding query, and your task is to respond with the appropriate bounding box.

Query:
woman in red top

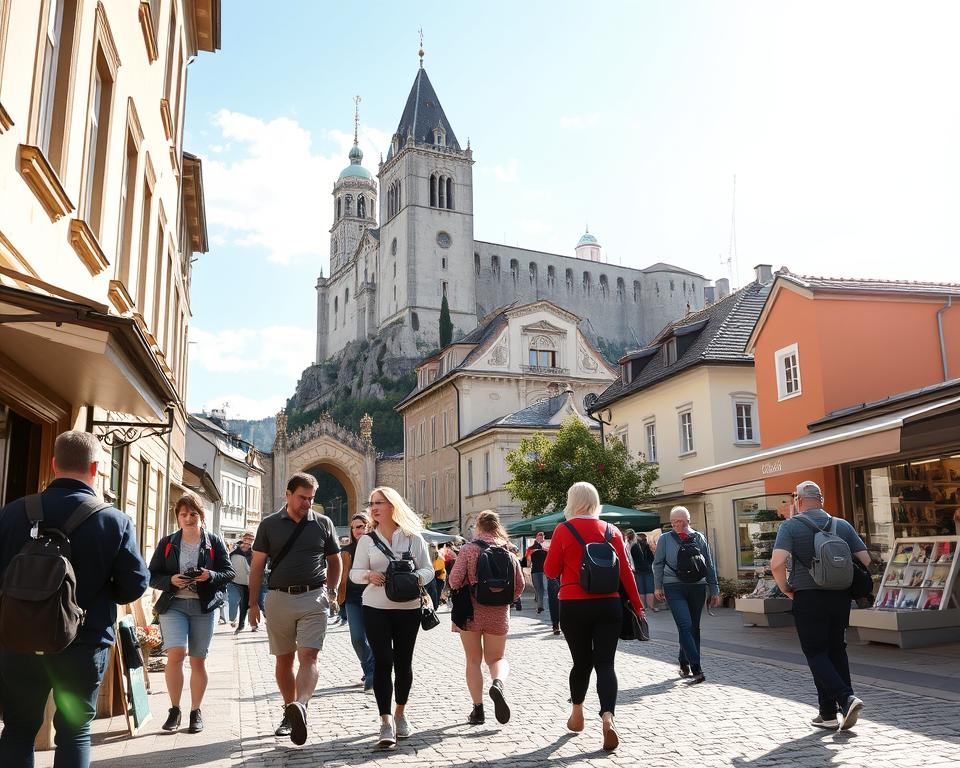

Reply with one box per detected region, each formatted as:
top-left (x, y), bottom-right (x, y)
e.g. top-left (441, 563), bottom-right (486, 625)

top-left (543, 482), bottom-right (644, 752)
top-left (448, 511), bottom-right (525, 726)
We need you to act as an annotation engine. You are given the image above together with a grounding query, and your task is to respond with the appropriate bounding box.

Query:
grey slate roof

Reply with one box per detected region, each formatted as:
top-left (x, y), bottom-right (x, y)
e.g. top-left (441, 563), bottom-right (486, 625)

top-left (590, 281), bottom-right (771, 410)
top-left (460, 393), bottom-right (596, 441)
top-left (386, 67), bottom-right (460, 161)
top-left (780, 271), bottom-right (960, 296)
top-left (642, 262), bottom-right (705, 278)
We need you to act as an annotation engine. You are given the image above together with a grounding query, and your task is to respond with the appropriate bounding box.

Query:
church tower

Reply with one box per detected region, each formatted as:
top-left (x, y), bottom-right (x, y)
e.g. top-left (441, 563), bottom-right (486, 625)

top-left (329, 97), bottom-right (377, 275)
top-left (376, 49), bottom-right (476, 346)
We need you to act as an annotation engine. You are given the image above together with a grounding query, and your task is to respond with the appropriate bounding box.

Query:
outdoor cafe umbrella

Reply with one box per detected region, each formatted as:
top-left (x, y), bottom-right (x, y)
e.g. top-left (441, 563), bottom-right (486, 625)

top-left (524, 505), bottom-right (661, 534)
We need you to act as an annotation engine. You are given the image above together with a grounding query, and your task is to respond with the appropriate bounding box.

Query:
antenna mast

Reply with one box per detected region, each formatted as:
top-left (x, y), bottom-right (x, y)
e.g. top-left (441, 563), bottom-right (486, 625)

top-left (353, 95), bottom-right (361, 144)
top-left (727, 174), bottom-right (739, 287)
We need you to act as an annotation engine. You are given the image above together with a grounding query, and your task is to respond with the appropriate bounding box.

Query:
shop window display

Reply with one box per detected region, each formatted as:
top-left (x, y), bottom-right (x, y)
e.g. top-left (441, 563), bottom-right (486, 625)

top-left (874, 538), bottom-right (958, 611)
top-left (734, 495), bottom-right (793, 570)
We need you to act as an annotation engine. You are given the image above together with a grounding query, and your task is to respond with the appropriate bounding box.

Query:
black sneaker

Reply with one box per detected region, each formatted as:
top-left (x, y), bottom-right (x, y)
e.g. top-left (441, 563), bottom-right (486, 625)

top-left (685, 672), bottom-right (706, 686)
top-left (811, 715), bottom-right (839, 730)
top-left (161, 706), bottom-right (181, 732)
top-left (285, 701), bottom-right (308, 745)
top-left (274, 711), bottom-right (292, 737)
top-left (489, 679), bottom-right (510, 724)
top-left (188, 709), bottom-right (204, 733)
top-left (468, 704), bottom-right (485, 725)
top-left (839, 696), bottom-right (863, 730)
top-left (679, 663), bottom-right (691, 678)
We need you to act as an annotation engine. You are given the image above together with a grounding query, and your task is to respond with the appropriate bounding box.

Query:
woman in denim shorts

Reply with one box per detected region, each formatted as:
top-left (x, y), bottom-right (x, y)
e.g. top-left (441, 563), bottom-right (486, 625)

top-left (149, 493), bottom-right (234, 734)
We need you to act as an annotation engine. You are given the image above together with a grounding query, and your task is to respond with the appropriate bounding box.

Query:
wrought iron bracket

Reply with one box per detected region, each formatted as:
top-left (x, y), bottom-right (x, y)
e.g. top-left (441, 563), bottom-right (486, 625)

top-left (88, 405), bottom-right (175, 446)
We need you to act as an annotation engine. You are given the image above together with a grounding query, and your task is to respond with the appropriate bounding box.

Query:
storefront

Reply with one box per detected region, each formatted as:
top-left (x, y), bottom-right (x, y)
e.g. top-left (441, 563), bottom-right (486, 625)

top-left (733, 493), bottom-right (793, 571)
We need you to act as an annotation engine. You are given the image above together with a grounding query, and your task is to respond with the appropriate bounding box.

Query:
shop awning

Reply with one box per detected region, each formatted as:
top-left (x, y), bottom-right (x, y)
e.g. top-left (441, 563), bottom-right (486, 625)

top-left (683, 395), bottom-right (960, 494)
top-left (0, 283), bottom-right (177, 419)
top-left (509, 505), bottom-right (661, 535)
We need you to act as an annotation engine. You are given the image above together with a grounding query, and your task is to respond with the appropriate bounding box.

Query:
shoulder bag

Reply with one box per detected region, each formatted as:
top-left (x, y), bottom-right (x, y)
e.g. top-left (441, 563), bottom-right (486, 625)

top-left (367, 532), bottom-right (420, 602)
top-left (269, 515), bottom-right (310, 573)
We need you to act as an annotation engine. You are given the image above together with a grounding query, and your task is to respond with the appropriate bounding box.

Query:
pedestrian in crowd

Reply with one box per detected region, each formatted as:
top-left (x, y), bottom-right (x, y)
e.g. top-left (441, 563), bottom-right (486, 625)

top-left (508, 543), bottom-right (524, 611)
top-left (230, 532), bottom-right (255, 634)
top-left (653, 506), bottom-right (720, 686)
top-left (338, 512), bottom-right (375, 693)
top-left (225, 548), bottom-right (241, 627)
top-left (247, 473), bottom-right (342, 746)
top-left (0, 431), bottom-right (150, 768)
top-left (770, 481), bottom-right (870, 731)
top-left (543, 482), bottom-right (645, 752)
top-left (349, 486), bottom-right (433, 749)
top-left (525, 531), bottom-right (550, 613)
top-left (626, 530), bottom-right (658, 612)
top-left (448, 510), bottom-right (525, 726)
top-left (432, 544), bottom-right (447, 606)
top-left (150, 492), bottom-right (234, 734)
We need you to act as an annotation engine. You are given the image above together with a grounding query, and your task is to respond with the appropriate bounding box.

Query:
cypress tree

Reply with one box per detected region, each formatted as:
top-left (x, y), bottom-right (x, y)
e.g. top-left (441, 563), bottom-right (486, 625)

top-left (439, 294), bottom-right (453, 347)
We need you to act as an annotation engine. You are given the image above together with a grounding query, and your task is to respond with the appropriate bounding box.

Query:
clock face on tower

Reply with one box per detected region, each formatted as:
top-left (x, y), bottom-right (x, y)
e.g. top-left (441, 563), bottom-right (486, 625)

top-left (437, 231), bottom-right (451, 248)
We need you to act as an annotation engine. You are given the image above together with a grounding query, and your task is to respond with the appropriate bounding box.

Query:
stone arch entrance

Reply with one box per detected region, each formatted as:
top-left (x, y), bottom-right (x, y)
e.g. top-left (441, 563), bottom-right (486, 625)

top-left (271, 411), bottom-right (377, 527)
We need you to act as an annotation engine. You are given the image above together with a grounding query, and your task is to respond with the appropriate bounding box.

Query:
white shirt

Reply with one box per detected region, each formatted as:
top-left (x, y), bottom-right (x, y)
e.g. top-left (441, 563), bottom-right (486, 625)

top-left (349, 529), bottom-right (434, 610)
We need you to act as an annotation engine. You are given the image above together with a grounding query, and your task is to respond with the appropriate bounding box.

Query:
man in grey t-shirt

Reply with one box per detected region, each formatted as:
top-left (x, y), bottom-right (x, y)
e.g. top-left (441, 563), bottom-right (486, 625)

top-left (248, 473), bottom-right (341, 746)
top-left (771, 480), bottom-right (870, 732)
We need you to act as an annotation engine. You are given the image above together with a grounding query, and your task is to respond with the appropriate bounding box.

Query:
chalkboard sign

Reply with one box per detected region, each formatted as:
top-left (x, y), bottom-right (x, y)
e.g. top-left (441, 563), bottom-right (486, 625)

top-left (117, 615), bottom-right (151, 732)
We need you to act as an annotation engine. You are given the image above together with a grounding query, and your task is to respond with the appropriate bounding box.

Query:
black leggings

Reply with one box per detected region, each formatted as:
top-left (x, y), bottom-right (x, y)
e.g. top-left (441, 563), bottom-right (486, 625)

top-left (236, 585), bottom-right (250, 630)
top-left (558, 598), bottom-right (622, 715)
top-left (363, 607), bottom-right (421, 716)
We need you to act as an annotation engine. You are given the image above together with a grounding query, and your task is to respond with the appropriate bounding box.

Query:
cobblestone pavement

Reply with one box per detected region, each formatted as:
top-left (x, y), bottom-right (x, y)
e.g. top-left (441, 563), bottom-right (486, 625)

top-left (40, 605), bottom-right (960, 767)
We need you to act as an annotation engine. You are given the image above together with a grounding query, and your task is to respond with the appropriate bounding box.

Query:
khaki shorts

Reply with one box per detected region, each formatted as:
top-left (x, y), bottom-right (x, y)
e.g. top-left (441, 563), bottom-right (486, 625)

top-left (263, 588), bottom-right (329, 656)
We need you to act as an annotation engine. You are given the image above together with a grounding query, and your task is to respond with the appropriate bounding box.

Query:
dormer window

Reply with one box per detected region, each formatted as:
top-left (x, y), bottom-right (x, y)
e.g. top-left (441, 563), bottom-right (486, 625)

top-left (665, 338), bottom-right (677, 364)
top-left (433, 123), bottom-right (446, 146)
top-left (528, 335), bottom-right (557, 369)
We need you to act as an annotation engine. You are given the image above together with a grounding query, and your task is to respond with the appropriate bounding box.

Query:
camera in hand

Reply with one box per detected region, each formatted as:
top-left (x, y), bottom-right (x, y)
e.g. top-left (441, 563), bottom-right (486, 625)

top-left (182, 567), bottom-right (202, 580)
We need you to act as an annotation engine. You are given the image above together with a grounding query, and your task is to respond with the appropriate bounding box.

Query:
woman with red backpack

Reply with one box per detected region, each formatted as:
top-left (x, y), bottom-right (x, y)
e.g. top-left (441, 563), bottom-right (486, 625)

top-left (543, 482), bottom-right (644, 752)
top-left (447, 510), bottom-right (524, 726)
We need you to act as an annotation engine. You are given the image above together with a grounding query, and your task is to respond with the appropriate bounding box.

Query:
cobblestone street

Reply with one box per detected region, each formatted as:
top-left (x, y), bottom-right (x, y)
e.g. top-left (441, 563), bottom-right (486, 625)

top-left (41, 602), bottom-right (960, 768)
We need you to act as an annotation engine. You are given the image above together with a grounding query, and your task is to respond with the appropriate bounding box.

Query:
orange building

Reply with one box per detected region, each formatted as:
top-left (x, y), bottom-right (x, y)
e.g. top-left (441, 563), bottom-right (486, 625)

top-left (685, 271), bottom-right (960, 564)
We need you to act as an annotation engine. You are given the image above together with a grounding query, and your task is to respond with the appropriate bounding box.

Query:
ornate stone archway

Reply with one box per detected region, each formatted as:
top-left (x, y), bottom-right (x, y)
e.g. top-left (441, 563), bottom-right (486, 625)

top-left (271, 411), bottom-right (377, 523)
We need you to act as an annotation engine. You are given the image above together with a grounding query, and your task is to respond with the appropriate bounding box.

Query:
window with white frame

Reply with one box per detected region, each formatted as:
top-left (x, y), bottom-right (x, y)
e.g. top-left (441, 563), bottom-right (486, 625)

top-left (775, 343), bottom-right (802, 400)
top-left (432, 474), bottom-right (438, 512)
top-left (443, 411), bottom-right (448, 446)
top-left (431, 415), bottom-right (437, 451)
top-left (418, 423), bottom-right (424, 456)
top-left (467, 459), bottom-right (474, 496)
top-left (678, 408), bottom-right (694, 455)
top-left (731, 394), bottom-right (759, 443)
top-left (644, 420), bottom-right (657, 463)
top-left (484, 451), bottom-right (491, 493)
top-left (614, 427), bottom-right (629, 452)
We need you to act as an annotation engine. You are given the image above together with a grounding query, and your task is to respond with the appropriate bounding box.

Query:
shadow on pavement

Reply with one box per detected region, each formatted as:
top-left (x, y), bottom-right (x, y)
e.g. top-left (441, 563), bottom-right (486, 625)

top-left (731, 729), bottom-right (857, 766)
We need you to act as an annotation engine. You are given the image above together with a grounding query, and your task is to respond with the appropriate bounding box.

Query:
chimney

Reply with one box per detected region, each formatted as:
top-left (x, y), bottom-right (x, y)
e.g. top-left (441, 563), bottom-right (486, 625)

top-left (703, 285), bottom-right (716, 305)
top-left (754, 264), bottom-right (773, 284)
top-left (716, 278), bottom-right (730, 299)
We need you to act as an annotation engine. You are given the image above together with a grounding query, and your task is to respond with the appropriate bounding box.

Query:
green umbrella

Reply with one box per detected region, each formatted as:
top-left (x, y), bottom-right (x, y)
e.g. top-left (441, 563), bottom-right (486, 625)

top-left (506, 517), bottom-right (540, 537)
top-left (528, 505), bottom-right (661, 534)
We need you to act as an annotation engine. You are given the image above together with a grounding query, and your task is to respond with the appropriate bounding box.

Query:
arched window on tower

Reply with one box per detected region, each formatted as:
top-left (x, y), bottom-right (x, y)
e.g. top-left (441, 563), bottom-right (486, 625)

top-left (565, 268), bottom-right (574, 292)
top-left (357, 195), bottom-right (366, 219)
top-left (583, 271), bottom-right (592, 296)
top-left (345, 195), bottom-right (353, 217)
top-left (599, 274), bottom-right (609, 298)
top-left (474, 253), bottom-right (481, 275)
top-left (547, 265), bottom-right (556, 289)
top-left (529, 262), bottom-right (538, 286)
top-left (510, 259), bottom-right (519, 284)
top-left (430, 174), bottom-right (437, 207)
top-left (336, 197), bottom-right (341, 220)
top-left (333, 296), bottom-right (338, 329)
top-left (396, 180), bottom-right (402, 211)
top-left (345, 288), bottom-right (349, 305)
top-left (438, 175), bottom-right (447, 209)
top-left (633, 281), bottom-right (641, 302)
top-left (446, 177), bottom-right (454, 210)
top-left (616, 277), bottom-right (625, 301)
top-left (491, 255), bottom-right (500, 277)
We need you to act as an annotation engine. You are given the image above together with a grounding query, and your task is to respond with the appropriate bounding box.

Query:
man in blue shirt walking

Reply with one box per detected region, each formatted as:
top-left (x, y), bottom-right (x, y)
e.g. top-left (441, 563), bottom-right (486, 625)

top-left (0, 430), bottom-right (150, 768)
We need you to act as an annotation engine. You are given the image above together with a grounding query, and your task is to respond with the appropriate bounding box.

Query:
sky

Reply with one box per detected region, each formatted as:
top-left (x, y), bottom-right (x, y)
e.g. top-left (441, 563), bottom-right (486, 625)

top-left (184, 1), bottom-right (960, 420)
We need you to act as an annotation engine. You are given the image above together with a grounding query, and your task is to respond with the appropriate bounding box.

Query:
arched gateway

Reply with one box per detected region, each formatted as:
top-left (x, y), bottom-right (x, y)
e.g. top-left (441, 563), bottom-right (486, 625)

top-left (270, 410), bottom-right (377, 528)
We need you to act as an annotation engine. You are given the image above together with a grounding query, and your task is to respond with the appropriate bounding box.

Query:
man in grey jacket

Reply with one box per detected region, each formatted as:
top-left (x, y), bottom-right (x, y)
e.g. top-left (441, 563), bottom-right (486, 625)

top-left (653, 506), bottom-right (720, 685)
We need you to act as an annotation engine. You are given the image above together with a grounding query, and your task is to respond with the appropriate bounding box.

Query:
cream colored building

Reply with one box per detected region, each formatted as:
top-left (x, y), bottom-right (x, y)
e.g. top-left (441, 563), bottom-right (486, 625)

top-left (588, 270), bottom-right (789, 580)
top-left (396, 300), bottom-right (615, 532)
top-left (0, 1), bottom-right (219, 560)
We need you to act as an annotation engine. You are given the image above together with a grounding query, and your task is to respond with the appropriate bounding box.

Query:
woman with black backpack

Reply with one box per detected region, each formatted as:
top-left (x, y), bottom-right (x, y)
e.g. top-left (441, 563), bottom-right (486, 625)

top-left (543, 482), bottom-right (644, 752)
top-left (447, 510), bottom-right (524, 726)
top-left (349, 486), bottom-right (433, 749)
top-left (652, 506), bottom-right (720, 686)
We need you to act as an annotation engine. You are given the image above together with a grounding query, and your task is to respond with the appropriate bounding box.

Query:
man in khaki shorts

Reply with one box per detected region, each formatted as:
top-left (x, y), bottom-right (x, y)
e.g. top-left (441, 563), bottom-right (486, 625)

top-left (248, 473), bottom-right (341, 745)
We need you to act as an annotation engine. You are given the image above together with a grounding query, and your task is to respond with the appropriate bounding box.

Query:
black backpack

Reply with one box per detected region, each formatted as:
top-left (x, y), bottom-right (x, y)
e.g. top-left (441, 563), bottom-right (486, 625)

top-left (670, 532), bottom-right (709, 584)
top-left (367, 533), bottom-right (421, 602)
top-left (564, 521), bottom-right (621, 594)
top-left (0, 494), bottom-right (109, 653)
top-left (472, 540), bottom-right (516, 606)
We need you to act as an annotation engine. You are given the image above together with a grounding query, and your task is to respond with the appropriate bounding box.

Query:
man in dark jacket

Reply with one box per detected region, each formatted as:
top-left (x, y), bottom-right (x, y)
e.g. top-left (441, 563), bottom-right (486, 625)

top-left (0, 430), bottom-right (150, 767)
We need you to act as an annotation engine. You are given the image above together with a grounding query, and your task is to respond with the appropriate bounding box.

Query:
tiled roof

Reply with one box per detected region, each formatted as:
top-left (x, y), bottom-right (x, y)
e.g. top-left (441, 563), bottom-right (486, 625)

top-left (808, 376), bottom-right (960, 430)
top-left (387, 67), bottom-right (460, 161)
top-left (591, 281), bottom-right (770, 410)
top-left (460, 392), bottom-right (597, 441)
top-left (781, 271), bottom-right (960, 296)
top-left (642, 262), bottom-right (705, 278)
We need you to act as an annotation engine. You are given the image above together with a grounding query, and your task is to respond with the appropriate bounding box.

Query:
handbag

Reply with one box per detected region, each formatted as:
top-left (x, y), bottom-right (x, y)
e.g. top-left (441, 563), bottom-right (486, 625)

top-left (619, 597), bottom-right (650, 641)
top-left (419, 586), bottom-right (440, 631)
top-left (850, 558), bottom-right (874, 601)
top-left (368, 533), bottom-right (421, 602)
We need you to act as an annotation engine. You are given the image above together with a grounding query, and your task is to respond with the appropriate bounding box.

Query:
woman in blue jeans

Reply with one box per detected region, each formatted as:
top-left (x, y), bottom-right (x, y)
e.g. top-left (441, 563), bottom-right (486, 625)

top-left (149, 493), bottom-right (234, 733)
top-left (652, 506), bottom-right (720, 685)
top-left (338, 511), bottom-right (376, 692)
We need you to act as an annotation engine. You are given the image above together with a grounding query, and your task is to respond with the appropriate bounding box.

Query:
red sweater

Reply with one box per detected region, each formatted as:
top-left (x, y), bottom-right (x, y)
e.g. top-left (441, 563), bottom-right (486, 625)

top-left (543, 517), bottom-right (644, 615)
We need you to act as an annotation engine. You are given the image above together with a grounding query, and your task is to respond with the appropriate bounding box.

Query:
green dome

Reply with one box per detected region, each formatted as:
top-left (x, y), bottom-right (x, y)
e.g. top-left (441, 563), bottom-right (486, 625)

top-left (338, 142), bottom-right (372, 180)
top-left (577, 232), bottom-right (598, 247)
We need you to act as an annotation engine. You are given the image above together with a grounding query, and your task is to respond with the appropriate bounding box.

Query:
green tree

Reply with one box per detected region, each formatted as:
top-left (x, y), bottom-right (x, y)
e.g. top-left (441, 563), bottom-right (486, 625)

top-left (505, 418), bottom-right (659, 518)
top-left (439, 294), bottom-right (453, 348)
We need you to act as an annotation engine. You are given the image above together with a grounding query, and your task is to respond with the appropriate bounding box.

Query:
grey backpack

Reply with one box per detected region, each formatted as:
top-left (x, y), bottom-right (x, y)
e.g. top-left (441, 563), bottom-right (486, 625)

top-left (797, 515), bottom-right (853, 590)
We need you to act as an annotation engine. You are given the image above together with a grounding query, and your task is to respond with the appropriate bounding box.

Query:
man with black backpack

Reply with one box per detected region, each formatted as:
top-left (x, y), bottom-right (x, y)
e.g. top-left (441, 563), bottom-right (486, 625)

top-left (0, 430), bottom-right (150, 767)
top-left (771, 480), bottom-right (870, 731)
top-left (653, 506), bottom-right (720, 686)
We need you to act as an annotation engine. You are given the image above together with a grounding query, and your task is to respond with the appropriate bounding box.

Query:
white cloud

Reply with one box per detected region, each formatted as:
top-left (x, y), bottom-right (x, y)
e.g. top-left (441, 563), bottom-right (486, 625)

top-left (200, 393), bottom-right (287, 420)
top-left (190, 325), bottom-right (314, 378)
top-left (493, 158), bottom-right (520, 183)
top-left (559, 113), bottom-right (601, 130)
top-left (200, 110), bottom-right (390, 265)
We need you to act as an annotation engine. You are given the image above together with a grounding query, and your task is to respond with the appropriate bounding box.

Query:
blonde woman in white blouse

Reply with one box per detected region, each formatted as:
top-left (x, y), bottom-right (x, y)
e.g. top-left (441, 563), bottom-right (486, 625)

top-left (350, 486), bottom-right (433, 749)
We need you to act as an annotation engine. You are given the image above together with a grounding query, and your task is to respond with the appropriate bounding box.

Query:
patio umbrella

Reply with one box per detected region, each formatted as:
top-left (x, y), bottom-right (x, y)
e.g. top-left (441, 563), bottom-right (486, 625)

top-left (528, 505), bottom-right (661, 534)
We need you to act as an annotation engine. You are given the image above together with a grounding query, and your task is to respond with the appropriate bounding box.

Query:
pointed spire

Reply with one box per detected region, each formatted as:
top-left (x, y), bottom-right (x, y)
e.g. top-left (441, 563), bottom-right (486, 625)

top-left (418, 26), bottom-right (424, 68)
top-left (353, 94), bottom-right (361, 145)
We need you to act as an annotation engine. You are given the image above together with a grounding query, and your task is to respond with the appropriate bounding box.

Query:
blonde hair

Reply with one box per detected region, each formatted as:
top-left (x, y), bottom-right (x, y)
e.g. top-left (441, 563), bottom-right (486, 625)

top-left (369, 486), bottom-right (423, 538)
top-left (475, 510), bottom-right (510, 543)
top-left (565, 482), bottom-right (601, 519)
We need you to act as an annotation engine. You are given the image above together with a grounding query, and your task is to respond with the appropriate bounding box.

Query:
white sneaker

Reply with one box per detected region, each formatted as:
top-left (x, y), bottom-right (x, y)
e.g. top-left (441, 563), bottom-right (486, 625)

top-left (811, 715), bottom-right (839, 730)
top-left (395, 714), bottom-right (411, 739)
top-left (377, 720), bottom-right (396, 748)
top-left (839, 696), bottom-right (863, 730)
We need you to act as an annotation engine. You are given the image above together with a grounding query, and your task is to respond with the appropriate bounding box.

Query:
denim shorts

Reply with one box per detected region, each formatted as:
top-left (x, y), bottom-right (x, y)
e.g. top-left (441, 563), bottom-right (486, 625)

top-left (635, 572), bottom-right (655, 594)
top-left (159, 597), bottom-right (217, 658)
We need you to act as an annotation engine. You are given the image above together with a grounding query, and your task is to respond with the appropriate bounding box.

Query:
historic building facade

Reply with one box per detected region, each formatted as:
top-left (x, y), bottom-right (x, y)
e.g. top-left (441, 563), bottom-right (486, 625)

top-left (315, 58), bottom-right (709, 363)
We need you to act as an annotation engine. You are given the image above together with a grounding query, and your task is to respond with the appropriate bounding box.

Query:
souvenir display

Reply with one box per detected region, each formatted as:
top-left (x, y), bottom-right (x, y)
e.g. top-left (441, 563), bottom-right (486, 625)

top-left (874, 537), bottom-right (959, 612)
